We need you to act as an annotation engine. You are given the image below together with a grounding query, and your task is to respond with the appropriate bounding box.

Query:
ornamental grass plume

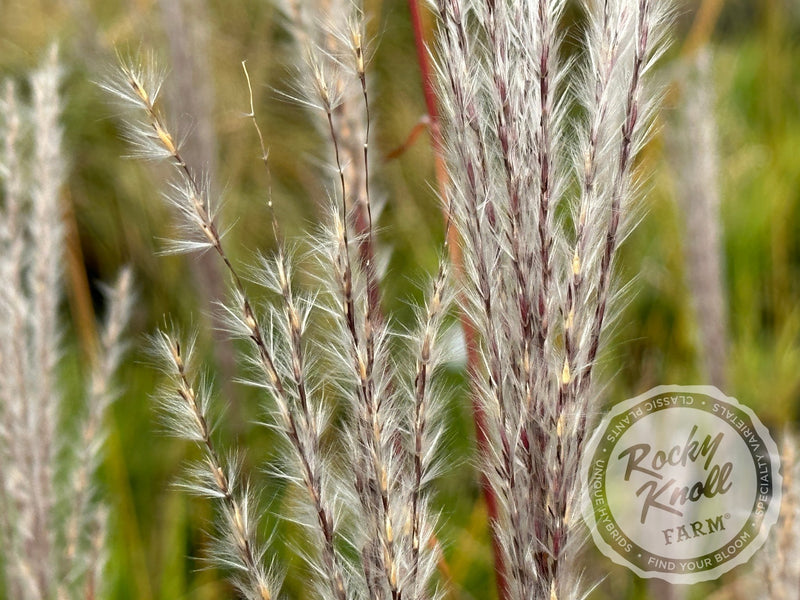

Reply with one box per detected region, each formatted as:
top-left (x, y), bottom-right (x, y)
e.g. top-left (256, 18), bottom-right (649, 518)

top-left (0, 47), bottom-right (133, 600)
top-left (104, 6), bottom-right (450, 599)
top-left (433, 0), bottom-right (672, 597)
top-left (668, 48), bottom-right (728, 389)
top-left (106, 0), bottom-right (673, 598)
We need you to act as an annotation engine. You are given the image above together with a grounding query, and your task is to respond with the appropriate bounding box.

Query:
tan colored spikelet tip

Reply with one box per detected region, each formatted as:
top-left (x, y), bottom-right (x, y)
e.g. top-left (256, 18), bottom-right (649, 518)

top-left (358, 355), bottom-right (368, 382)
top-left (259, 582), bottom-right (271, 600)
top-left (154, 121), bottom-right (177, 156)
top-left (571, 251), bottom-right (581, 276)
top-left (379, 464), bottom-right (388, 494)
top-left (335, 214), bottom-right (345, 241)
top-left (561, 358), bottom-right (571, 385)
top-left (233, 505), bottom-right (246, 541)
top-left (385, 512), bottom-right (394, 543)
top-left (431, 289), bottom-right (441, 313)
top-left (125, 69), bottom-right (150, 105)
top-left (550, 581), bottom-right (558, 600)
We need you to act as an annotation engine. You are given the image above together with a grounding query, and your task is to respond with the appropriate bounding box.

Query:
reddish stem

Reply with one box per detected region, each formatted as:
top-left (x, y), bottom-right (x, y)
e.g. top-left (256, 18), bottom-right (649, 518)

top-left (406, 2), bottom-right (509, 599)
top-left (407, 0), bottom-right (450, 193)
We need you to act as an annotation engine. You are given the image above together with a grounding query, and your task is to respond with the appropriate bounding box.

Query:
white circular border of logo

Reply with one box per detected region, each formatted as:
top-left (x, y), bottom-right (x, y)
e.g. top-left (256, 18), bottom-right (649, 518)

top-left (581, 385), bottom-right (782, 584)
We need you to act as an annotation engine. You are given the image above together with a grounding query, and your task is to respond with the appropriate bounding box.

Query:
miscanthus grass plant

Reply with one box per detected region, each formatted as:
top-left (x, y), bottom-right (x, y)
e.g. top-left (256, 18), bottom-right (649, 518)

top-left (0, 48), bottom-right (133, 600)
top-left (105, 0), bottom-right (672, 598)
top-left (105, 28), bottom-right (450, 600)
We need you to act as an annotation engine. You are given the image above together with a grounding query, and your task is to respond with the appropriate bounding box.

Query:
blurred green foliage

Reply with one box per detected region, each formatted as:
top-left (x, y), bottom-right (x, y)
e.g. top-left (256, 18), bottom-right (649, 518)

top-left (1, 0), bottom-right (798, 598)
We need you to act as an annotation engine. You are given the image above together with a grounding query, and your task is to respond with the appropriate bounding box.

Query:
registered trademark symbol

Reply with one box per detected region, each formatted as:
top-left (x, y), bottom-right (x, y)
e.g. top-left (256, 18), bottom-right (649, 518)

top-left (724, 513), bottom-right (730, 519)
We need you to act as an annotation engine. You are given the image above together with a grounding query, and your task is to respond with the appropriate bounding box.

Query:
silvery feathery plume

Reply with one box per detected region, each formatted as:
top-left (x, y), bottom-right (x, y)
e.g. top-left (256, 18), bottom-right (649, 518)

top-left (0, 50), bottom-right (65, 599)
top-left (659, 53), bottom-right (726, 600)
top-left (667, 48), bottom-right (728, 389)
top-left (58, 268), bottom-right (134, 600)
top-left (276, 6), bottom-right (454, 596)
top-left (155, 0), bottom-right (249, 430)
top-left (275, 0), bottom-right (378, 268)
top-left (104, 4), bottom-right (450, 594)
top-left (0, 47), bottom-right (133, 600)
top-left (433, 0), bottom-right (673, 598)
top-left (150, 330), bottom-right (278, 600)
top-left (101, 54), bottom-right (284, 600)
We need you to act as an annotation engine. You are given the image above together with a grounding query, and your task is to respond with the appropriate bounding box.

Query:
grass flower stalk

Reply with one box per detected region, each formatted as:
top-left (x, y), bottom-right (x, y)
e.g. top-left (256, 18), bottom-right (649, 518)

top-left (0, 47), bottom-right (133, 600)
top-left (106, 8), bottom-right (451, 593)
top-left (433, 0), bottom-right (673, 597)
top-left (151, 331), bottom-right (278, 600)
top-left (668, 48), bottom-right (728, 388)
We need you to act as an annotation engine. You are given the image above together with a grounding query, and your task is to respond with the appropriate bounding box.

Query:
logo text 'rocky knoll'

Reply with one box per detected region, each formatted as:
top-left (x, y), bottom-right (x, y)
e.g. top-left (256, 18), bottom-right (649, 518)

top-left (617, 425), bottom-right (732, 524)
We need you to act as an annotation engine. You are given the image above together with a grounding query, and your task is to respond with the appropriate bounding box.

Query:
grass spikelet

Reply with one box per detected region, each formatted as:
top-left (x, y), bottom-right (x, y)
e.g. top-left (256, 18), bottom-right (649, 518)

top-left (151, 330), bottom-right (279, 600)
